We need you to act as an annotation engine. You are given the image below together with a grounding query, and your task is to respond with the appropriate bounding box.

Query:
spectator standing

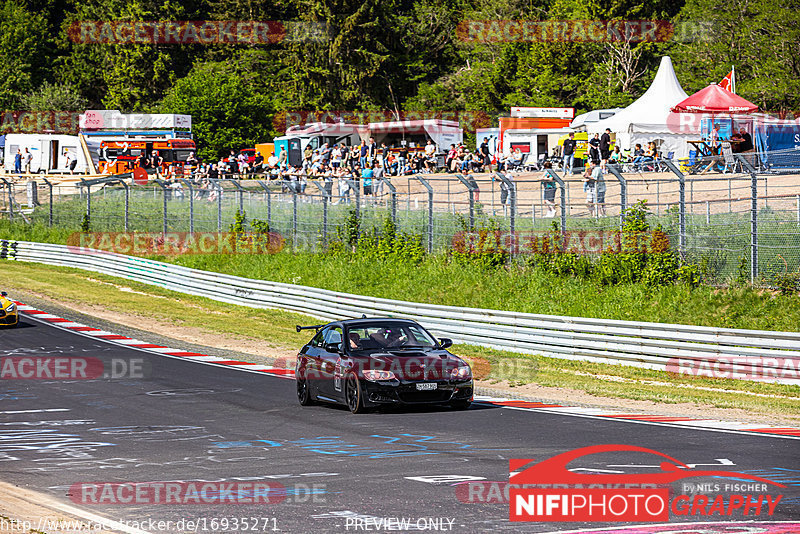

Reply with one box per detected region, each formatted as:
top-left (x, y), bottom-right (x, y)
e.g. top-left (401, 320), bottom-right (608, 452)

top-left (253, 152), bottom-right (264, 174)
top-left (541, 161), bottom-right (557, 217)
top-left (479, 137), bottom-right (492, 173)
top-left (151, 151), bottom-right (163, 178)
top-left (359, 140), bottom-right (368, 168)
top-left (373, 160), bottom-right (385, 198)
top-left (583, 161), bottom-right (597, 215)
top-left (588, 133), bottom-right (601, 164)
top-left (380, 142), bottom-right (389, 172)
top-left (64, 149), bottom-right (74, 175)
top-left (361, 163), bottom-right (374, 196)
top-left (331, 144), bottom-right (342, 169)
top-left (13, 149), bottom-right (22, 174)
top-left (367, 137), bottom-right (377, 161)
top-left (424, 140), bottom-right (437, 172)
top-left (23, 148), bottom-right (32, 174)
top-left (562, 132), bottom-right (576, 175)
top-left (599, 128), bottom-right (612, 169)
top-left (398, 146), bottom-right (409, 175)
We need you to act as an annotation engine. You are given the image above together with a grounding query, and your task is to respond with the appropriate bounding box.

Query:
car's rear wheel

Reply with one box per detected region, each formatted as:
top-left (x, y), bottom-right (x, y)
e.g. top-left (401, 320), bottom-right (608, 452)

top-left (345, 373), bottom-right (367, 414)
top-left (450, 400), bottom-right (471, 410)
top-left (296, 369), bottom-right (314, 406)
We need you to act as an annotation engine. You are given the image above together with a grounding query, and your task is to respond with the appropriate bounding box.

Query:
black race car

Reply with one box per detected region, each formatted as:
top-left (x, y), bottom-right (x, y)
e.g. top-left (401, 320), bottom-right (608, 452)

top-left (295, 318), bottom-right (473, 413)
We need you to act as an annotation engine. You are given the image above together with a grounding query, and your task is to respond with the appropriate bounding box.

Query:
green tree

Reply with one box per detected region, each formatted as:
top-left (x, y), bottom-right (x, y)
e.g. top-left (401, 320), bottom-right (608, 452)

top-left (20, 81), bottom-right (88, 111)
top-left (0, 0), bottom-right (52, 108)
top-left (158, 56), bottom-right (277, 161)
top-left (672, 0), bottom-right (800, 112)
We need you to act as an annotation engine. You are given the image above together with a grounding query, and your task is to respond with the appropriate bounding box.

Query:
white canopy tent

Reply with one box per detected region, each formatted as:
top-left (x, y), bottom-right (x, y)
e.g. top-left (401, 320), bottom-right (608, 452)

top-left (588, 56), bottom-right (699, 159)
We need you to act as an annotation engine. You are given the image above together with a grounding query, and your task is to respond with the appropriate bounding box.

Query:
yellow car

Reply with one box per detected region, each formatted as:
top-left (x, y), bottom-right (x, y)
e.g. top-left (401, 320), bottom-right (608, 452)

top-left (0, 292), bottom-right (18, 327)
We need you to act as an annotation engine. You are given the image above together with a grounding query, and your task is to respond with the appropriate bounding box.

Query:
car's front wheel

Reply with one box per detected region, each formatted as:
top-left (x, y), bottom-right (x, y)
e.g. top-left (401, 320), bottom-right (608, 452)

top-left (345, 373), bottom-right (367, 414)
top-left (297, 369), bottom-right (314, 406)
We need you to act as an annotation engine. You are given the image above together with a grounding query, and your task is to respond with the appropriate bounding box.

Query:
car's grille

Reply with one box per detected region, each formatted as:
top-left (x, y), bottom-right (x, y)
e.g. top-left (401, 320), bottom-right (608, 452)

top-left (0, 315), bottom-right (16, 325)
top-left (398, 390), bottom-right (453, 403)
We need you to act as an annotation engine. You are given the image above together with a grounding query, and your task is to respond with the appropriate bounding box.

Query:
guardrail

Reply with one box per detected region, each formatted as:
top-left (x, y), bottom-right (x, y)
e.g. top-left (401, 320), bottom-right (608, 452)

top-left (3, 239), bottom-right (799, 385)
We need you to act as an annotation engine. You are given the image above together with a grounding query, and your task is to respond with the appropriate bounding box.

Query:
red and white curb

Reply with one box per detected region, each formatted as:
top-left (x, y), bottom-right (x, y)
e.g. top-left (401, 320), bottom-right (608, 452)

top-left (14, 303), bottom-right (294, 380)
top-left (15, 303), bottom-right (800, 440)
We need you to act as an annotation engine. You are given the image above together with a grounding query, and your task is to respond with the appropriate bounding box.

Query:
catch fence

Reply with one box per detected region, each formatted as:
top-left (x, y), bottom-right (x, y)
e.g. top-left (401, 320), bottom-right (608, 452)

top-left (1, 153), bottom-right (800, 285)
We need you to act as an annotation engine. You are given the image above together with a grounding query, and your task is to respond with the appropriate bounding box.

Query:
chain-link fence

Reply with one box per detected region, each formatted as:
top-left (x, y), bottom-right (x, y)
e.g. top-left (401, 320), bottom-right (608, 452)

top-left (2, 151), bottom-right (800, 285)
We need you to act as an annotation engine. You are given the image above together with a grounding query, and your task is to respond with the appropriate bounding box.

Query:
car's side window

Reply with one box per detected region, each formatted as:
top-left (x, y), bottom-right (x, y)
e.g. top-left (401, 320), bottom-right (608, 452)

top-left (309, 327), bottom-right (327, 347)
top-left (323, 327), bottom-right (343, 348)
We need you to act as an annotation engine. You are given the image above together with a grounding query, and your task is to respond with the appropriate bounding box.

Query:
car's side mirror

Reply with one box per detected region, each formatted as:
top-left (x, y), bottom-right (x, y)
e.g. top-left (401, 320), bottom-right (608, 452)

top-left (323, 342), bottom-right (341, 353)
top-left (0, 292), bottom-right (6, 297)
top-left (439, 338), bottom-right (453, 349)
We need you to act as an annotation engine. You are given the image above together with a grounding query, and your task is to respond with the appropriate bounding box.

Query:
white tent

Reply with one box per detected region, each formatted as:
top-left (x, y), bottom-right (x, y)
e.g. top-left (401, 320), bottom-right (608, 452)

top-left (588, 56), bottom-right (699, 159)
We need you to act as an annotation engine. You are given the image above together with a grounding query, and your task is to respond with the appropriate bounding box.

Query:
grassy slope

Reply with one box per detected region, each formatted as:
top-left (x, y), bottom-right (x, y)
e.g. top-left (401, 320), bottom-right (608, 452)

top-left (2, 261), bottom-right (798, 419)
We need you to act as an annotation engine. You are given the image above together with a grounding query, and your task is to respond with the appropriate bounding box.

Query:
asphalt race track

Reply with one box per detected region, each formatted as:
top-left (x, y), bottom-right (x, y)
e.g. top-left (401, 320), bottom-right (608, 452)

top-left (1, 312), bottom-right (798, 534)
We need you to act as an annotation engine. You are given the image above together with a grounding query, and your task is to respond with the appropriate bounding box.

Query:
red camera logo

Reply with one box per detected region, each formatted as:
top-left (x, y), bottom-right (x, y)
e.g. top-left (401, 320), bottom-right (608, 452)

top-left (508, 445), bottom-right (785, 523)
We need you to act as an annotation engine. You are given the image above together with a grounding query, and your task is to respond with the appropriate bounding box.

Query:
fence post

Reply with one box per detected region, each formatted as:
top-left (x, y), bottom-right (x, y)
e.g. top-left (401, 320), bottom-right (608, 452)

top-left (178, 179), bottom-right (194, 233)
top-left (292, 185), bottom-right (298, 251)
top-left (79, 178), bottom-right (91, 228)
top-left (312, 181), bottom-right (330, 243)
top-left (379, 176), bottom-right (397, 224)
top-left (210, 179), bottom-right (222, 231)
top-left (706, 201), bottom-right (710, 225)
top-left (751, 172), bottom-right (758, 284)
top-left (412, 175), bottom-right (434, 252)
top-left (41, 177), bottom-right (53, 227)
top-left (545, 169), bottom-right (567, 240)
top-left (345, 179), bottom-right (361, 220)
top-left (0, 178), bottom-right (12, 223)
top-left (117, 180), bottom-right (130, 232)
top-left (796, 194), bottom-right (799, 224)
top-left (154, 179), bottom-right (168, 235)
top-left (494, 172), bottom-right (516, 237)
top-left (455, 173), bottom-right (477, 230)
top-left (661, 159), bottom-right (686, 258)
top-left (225, 179), bottom-right (245, 219)
top-left (256, 180), bottom-right (272, 229)
top-left (605, 164), bottom-right (626, 225)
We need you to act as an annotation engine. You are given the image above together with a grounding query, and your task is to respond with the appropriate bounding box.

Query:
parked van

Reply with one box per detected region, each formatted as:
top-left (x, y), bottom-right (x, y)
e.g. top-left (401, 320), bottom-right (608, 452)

top-left (3, 133), bottom-right (88, 174)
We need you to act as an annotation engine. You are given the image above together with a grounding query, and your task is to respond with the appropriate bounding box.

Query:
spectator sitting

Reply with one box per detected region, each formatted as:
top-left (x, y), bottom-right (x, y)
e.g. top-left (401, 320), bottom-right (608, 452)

top-left (632, 144), bottom-right (646, 171)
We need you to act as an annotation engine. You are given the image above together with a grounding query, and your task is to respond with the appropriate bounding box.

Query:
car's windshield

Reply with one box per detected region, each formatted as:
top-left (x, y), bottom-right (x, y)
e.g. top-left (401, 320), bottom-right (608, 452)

top-left (345, 323), bottom-right (437, 352)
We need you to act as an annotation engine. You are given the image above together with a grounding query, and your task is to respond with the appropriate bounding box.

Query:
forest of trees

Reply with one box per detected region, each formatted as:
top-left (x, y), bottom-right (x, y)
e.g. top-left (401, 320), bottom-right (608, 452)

top-left (2, 0), bottom-right (799, 159)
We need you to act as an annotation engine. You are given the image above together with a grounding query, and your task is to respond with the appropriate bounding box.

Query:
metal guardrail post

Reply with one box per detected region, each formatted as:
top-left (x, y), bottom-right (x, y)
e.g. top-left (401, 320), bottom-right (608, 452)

top-left (545, 169), bottom-right (567, 240)
top-left (494, 173), bottom-right (516, 236)
top-left (0, 178), bottom-right (12, 222)
top-left (662, 159), bottom-right (686, 258)
top-left (225, 179), bottom-right (245, 219)
top-left (735, 154), bottom-right (757, 174)
top-left (178, 179), bottom-right (194, 233)
top-left (412, 175), bottom-right (434, 252)
top-left (455, 173), bottom-right (477, 230)
top-left (312, 181), bottom-right (330, 242)
top-left (605, 164), bottom-right (627, 225)
top-left (751, 172), bottom-right (758, 284)
top-left (154, 179), bottom-right (168, 235)
top-left (256, 180), bottom-right (272, 228)
top-left (379, 176), bottom-right (397, 223)
top-left (41, 177), bottom-right (53, 227)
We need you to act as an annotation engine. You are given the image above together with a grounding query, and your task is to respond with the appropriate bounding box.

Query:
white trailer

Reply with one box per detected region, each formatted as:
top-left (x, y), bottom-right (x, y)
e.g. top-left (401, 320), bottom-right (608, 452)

top-left (3, 133), bottom-right (89, 174)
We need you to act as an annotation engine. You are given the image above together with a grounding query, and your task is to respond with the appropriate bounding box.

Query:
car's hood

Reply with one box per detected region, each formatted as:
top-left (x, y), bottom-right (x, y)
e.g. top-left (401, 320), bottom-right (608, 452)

top-left (358, 351), bottom-right (468, 381)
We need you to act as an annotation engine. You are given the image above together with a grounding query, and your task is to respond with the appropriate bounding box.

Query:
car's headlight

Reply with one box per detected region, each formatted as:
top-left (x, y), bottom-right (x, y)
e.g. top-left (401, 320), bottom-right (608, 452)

top-left (450, 365), bottom-right (472, 380)
top-left (363, 369), bottom-right (396, 381)
top-left (4, 303), bottom-right (15, 313)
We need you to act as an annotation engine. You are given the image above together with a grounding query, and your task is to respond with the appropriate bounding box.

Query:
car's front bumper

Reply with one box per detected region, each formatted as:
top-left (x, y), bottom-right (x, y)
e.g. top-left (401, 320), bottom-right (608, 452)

top-left (0, 311), bottom-right (17, 326)
top-left (360, 379), bottom-right (473, 406)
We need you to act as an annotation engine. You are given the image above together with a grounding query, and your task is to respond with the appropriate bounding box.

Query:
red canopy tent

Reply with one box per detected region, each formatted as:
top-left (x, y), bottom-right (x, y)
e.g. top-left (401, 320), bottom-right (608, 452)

top-left (671, 84), bottom-right (759, 113)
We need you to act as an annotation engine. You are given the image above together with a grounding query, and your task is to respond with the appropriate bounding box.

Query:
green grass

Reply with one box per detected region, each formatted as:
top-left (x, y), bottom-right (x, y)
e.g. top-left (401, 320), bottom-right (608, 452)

top-left (2, 261), bottom-right (797, 419)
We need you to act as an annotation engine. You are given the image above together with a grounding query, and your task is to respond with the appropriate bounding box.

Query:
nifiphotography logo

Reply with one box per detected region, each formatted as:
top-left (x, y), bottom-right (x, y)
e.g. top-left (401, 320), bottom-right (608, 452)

top-left (509, 445), bottom-right (785, 522)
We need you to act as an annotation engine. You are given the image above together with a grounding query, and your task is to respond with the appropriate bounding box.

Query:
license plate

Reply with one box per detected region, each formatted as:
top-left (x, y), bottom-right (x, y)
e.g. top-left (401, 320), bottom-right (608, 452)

top-left (416, 382), bottom-right (437, 391)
